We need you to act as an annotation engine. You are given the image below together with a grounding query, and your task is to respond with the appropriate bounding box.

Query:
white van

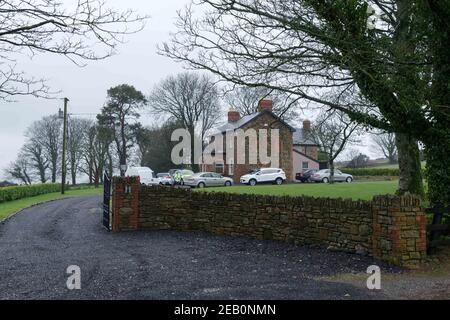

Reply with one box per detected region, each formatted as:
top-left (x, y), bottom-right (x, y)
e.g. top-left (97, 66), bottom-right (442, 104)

top-left (125, 167), bottom-right (160, 185)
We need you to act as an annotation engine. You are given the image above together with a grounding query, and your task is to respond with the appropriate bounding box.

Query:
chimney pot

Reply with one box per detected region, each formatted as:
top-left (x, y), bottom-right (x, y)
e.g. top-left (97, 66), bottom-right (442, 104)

top-left (228, 107), bottom-right (241, 123)
top-left (303, 119), bottom-right (311, 130)
top-left (258, 97), bottom-right (273, 113)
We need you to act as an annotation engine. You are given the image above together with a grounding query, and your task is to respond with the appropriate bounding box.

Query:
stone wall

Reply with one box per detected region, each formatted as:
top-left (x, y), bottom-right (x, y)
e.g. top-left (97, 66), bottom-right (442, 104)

top-left (112, 179), bottom-right (427, 267)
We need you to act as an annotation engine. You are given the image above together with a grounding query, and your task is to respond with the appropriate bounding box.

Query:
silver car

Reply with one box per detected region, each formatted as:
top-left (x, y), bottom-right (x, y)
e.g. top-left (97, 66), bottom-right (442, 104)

top-left (310, 169), bottom-right (354, 183)
top-left (184, 172), bottom-right (234, 188)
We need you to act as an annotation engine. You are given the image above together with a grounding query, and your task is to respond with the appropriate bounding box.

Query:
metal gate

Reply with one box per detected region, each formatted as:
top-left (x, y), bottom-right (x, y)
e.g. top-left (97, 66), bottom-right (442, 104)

top-left (427, 206), bottom-right (450, 254)
top-left (103, 171), bottom-right (112, 231)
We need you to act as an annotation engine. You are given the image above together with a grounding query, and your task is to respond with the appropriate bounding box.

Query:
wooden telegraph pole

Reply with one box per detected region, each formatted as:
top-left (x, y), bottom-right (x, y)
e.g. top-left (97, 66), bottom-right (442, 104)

top-left (61, 98), bottom-right (69, 195)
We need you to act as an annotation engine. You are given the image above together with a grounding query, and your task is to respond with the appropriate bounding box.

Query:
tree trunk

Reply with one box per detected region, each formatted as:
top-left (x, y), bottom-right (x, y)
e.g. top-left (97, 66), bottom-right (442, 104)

top-left (88, 164), bottom-right (93, 185)
top-left (329, 160), bottom-right (335, 184)
top-left (395, 132), bottom-right (424, 198)
top-left (71, 168), bottom-right (76, 186)
top-left (189, 126), bottom-right (199, 172)
top-left (94, 171), bottom-right (100, 188)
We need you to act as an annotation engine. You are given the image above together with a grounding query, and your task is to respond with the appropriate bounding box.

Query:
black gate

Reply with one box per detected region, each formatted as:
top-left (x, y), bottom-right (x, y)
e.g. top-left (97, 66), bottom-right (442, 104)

top-left (103, 171), bottom-right (112, 231)
top-left (427, 206), bottom-right (450, 254)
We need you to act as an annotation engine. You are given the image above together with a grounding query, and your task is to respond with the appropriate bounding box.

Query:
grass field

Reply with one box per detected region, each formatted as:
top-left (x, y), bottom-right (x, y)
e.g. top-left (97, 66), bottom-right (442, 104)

top-left (0, 187), bottom-right (103, 222)
top-left (342, 161), bottom-right (427, 170)
top-left (198, 181), bottom-right (398, 201)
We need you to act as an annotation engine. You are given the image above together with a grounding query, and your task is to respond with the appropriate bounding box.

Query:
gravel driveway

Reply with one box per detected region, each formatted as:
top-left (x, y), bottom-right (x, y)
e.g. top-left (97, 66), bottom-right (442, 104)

top-left (0, 196), bottom-right (402, 300)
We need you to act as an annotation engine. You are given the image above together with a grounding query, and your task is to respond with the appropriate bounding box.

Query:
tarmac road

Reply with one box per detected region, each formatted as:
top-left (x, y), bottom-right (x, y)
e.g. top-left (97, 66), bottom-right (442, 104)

top-left (0, 196), bottom-right (401, 300)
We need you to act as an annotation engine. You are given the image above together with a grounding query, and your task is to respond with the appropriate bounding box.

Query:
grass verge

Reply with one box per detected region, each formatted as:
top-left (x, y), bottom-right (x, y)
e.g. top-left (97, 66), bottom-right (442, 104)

top-left (0, 187), bottom-right (103, 222)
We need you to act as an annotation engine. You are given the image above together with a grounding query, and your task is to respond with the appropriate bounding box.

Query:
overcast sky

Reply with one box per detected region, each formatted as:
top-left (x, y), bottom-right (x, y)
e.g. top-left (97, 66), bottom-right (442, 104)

top-left (0, 0), bottom-right (381, 180)
top-left (0, 0), bottom-right (190, 178)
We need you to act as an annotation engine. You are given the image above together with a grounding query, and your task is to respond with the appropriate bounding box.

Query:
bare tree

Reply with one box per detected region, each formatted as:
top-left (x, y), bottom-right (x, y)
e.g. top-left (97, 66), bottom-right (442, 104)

top-left (372, 132), bottom-right (398, 164)
top-left (0, 0), bottom-right (147, 100)
top-left (225, 86), bottom-right (301, 121)
top-left (22, 140), bottom-right (49, 183)
top-left (67, 117), bottom-right (92, 185)
top-left (149, 72), bottom-right (222, 171)
top-left (79, 121), bottom-right (113, 187)
top-left (5, 154), bottom-right (32, 185)
top-left (311, 111), bottom-right (362, 183)
top-left (27, 114), bottom-right (62, 183)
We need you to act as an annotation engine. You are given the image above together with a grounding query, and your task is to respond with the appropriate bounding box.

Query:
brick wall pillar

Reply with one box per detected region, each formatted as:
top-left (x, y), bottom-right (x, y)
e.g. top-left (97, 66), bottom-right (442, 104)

top-left (112, 176), bottom-right (140, 232)
top-left (372, 195), bottom-right (427, 268)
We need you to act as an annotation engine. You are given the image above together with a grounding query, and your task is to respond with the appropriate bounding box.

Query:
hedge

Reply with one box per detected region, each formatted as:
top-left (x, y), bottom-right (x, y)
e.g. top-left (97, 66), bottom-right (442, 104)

top-left (0, 184), bottom-right (61, 203)
top-left (342, 168), bottom-right (400, 177)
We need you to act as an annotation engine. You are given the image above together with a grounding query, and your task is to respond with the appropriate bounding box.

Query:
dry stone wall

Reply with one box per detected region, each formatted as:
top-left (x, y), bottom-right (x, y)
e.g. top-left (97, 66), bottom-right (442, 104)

top-left (112, 178), bottom-right (426, 268)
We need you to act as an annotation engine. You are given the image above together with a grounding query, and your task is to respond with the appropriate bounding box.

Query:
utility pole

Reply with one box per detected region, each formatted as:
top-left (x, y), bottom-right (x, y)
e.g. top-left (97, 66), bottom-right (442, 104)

top-left (61, 98), bottom-right (69, 195)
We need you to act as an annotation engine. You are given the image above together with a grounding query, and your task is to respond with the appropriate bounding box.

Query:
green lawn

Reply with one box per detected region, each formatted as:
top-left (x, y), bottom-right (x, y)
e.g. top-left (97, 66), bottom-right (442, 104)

top-left (0, 187), bottom-right (103, 222)
top-left (197, 181), bottom-right (398, 201)
top-left (354, 161), bottom-right (426, 170)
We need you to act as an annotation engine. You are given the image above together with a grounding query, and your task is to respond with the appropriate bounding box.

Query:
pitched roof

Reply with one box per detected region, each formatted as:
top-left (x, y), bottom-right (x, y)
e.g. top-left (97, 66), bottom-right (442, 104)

top-left (293, 128), bottom-right (319, 146)
top-left (293, 148), bottom-right (320, 163)
top-left (217, 109), bottom-right (296, 133)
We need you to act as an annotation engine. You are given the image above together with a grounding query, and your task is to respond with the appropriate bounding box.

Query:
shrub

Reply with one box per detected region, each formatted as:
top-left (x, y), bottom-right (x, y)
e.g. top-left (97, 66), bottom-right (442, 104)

top-left (0, 184), bottom-right (61, 203)
top-left (342, 168), bottom-right (400, 177)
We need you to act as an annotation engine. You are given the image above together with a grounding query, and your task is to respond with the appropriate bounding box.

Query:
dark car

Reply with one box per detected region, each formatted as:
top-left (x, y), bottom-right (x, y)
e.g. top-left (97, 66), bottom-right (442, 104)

top-left (295, 169), bottom-right (318, 183)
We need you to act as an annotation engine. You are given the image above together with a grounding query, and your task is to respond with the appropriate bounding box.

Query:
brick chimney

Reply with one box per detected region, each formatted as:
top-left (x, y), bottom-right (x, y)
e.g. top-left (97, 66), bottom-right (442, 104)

top-left (228, 107), bottom-right (241, 123)
top-left (303, 119), bottom-right (311, 131)
top-left (258, 97), bottom-right (273, 113)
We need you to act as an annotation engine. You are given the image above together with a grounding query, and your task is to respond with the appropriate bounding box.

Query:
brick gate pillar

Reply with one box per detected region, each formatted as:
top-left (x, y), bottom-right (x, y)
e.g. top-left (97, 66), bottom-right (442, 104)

top-left (372, 195), bottom-right (427, 268)
top-left (112, 176), bottom-right (140, 232)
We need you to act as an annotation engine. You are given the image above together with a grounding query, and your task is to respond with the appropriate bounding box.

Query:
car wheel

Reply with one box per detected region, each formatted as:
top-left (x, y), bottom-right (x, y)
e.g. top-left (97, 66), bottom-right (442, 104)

top-left (225, 181), bottom-right (232, 187)
top-left (275, 178), bottom-right (283, 185)
top-left (322, 177), bottom-right (329, 184)
top-left (249, 179), bottom-right (257, 186)
top-left (346, 177), bottom-right (353, 183)
top-left (197, 182), bottom-right (206, 189)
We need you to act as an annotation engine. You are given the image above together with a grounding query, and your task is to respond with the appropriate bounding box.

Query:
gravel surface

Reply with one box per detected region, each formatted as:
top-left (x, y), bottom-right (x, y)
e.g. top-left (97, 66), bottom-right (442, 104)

top-left (0, 196), bottom-right (403, 300)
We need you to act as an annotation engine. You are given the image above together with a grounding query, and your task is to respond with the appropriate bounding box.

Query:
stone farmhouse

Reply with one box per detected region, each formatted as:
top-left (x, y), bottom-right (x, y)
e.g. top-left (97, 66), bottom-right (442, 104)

top-left (201, 98), bottom-right (320, 184)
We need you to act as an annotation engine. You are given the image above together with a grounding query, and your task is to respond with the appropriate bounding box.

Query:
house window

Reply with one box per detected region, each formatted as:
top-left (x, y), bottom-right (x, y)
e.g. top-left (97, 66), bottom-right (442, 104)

top-left (302, 161), bottom-right (309, 170)
top-left (215, 162), bottom-right (224, 173)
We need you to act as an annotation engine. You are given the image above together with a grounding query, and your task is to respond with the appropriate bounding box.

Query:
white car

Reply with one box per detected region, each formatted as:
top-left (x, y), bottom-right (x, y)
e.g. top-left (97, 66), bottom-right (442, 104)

top-left (125, 167), bottom-right (160, 185)
top-left (240, 168), bottom-right (286, 186)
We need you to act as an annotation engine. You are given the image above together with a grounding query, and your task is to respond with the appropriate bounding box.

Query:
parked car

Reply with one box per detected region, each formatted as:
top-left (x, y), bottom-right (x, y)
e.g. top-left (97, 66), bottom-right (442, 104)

top-left (240, 168), bottom-right (286, 186)
top-left (184, 172), bottom-right (233, 188)
top-left (157, 173), bottom-right (174, 186)
top-left (125, 167), bottom-right (160, 185)
top-left (295, 169), bottom-right (319, 183)
top-left (310, 169), bottom-right (353, 183)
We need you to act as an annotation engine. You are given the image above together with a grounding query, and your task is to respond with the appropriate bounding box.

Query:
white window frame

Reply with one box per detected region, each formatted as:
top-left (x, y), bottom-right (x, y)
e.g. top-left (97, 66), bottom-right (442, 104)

top-left (215, 162), bottom-right (224, 174)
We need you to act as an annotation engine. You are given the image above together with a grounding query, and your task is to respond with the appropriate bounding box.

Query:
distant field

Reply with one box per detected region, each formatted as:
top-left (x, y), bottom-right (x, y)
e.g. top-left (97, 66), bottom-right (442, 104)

top-left (197, 181), bottom-right (398, 201)
top-left (340, 161), bottom-right (426, 170)
top-left (0, 188), bottom-right (103, 222)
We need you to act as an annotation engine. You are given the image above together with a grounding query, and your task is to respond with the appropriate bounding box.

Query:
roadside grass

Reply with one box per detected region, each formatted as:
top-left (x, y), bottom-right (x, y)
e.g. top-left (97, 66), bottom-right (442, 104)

top-left (197, 181), bottom-right (398, 201)
top-left (0, 187), bottom-right (103, 222)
